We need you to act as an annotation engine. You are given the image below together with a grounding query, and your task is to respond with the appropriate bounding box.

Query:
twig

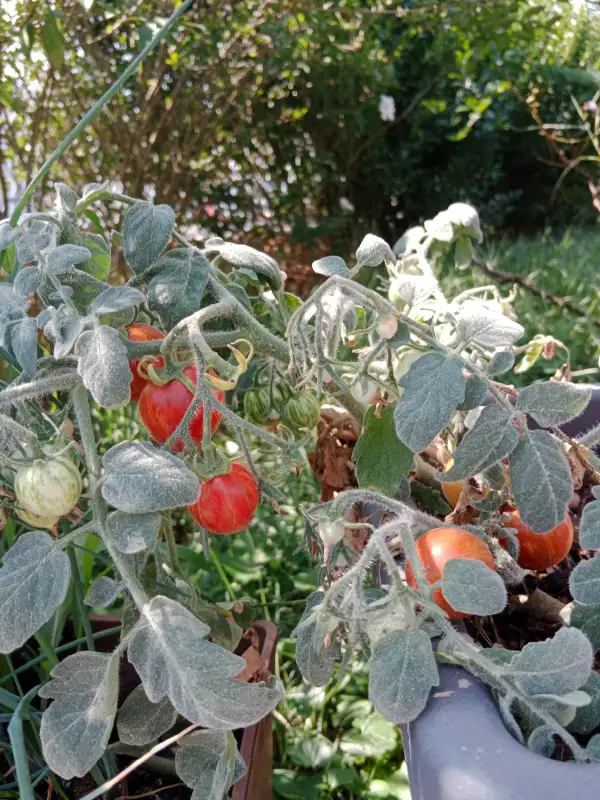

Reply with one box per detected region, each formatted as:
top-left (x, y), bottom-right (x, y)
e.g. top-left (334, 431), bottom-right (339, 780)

top-left (472, 256), bottom-right (600, 330)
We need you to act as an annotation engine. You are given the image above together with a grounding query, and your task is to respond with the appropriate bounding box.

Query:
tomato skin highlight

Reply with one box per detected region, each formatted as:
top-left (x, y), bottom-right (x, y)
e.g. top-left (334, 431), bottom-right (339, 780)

top-left (127, 323), bottom-right (164, 402)
top-left (500, 510), bottom-right (573, 571)
top-left (188, 463), bottom-right (259, 534)
top-left (138, 364), bottom-right (225, 452)
top-left (405, 527), bottom-right (496, 619)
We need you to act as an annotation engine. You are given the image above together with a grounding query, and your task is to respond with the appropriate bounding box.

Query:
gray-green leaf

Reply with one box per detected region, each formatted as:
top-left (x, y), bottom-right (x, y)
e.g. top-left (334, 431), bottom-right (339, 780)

top-left (90, 285), bottom-right (145, 316)
top-left (54, 316), bottom-right (84, 359)
top-left (102, 441), bottom-right (200, 514)
top-left (127, 596), bottom-right (282, 728)
top-left (8, 316), bottom-right (38, 376)
top-left (394, 353), bottom-right (466, 452)
top-left (85, 576), bottom-right (123, 608)
top-left (509, 628), bottom-right (593, 697)
top-left (457, 373), bottom-right (488, 411)
top-left (176, 730), bottom-right (246, 800)
top-left (454, 301), bottom-right (524, 347)
top-left (147, 248), bottom-right (210, 329)
top-left (580, 497), bottom-right (600, 550)
top-left (206, 241), bottom-right (282, 289)
top-left (0, 532), bottom-right (70, 653)
top-left (312, 255), bottom-right (348, 277)
top-left (488, 350), bottom-right (515, 376)
top-left (516, 382), bottom-right (592, 427)
top-left (76, 325), bottom-right (132, 408)
top-left (441, 406), bottom-right (517, 482)
top-left (13, 266), bottom-right (42, 297)
top-left (569, 672), bottom-right (600, 735)
top-left (368, 629), bottom-right (438, 723)
top-left (106, 510), bottom-right (161, 554)
top-left (46, 244), bottom-right (91, 274)
top-left (352, 405), bottom-right (413, 496)
top-left (571, 555), bottom-right (600, 606)
top-left (356, 234), bottom-right (395, 267)
top-left (509, 430), bottom-right (572, 533)
top-left (570, 602), bottom-right (600, 650)
top-left (294, 591), bottom-right (339, 687)
top-left (117, 684), bottom-right (177, 746)
top-left (527, 726), bottom-right (555, 757)
top-left (442, 558), bottom-right (507, 615)
top-left (123, 201), bottom-right (175, 274)
top-left (40, 650), bottom-right (120, 779)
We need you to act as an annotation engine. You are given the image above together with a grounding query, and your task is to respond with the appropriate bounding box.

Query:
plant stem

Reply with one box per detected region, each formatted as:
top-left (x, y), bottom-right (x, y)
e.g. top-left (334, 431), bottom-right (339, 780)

top-left (209, 546), bottom-right (237, 601)
top-left (163, 514), bottom-right (180, 571)
top-left (34, 629), bottom-right (59, 670)
top-left (9, 0), bottom-right (194, 227)
top-left (67, 548), bottom-right (95, 652)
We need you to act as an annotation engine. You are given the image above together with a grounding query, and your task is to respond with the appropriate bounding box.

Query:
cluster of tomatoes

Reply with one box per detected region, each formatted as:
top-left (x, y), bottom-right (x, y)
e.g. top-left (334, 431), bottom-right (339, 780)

top-left (407, 490), bottom-right (574, 619)
top-left (128, 323), bottom-right (259, 535)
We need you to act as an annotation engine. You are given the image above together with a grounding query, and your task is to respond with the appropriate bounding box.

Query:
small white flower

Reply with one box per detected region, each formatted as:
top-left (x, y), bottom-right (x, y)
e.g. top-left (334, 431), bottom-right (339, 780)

top-left (379, 94), bottom-right (396, 122)
top-left (318, 519), bottom-right (346, 548)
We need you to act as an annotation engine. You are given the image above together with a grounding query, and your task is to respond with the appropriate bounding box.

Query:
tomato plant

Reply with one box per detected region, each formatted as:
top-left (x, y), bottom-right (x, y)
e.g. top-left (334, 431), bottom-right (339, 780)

top-left (127, 322), bottom-right (164, 401)
top-left (188, 462), bottom-right (259, 534)
top-left (405, 527), bottom-right (496, 619)
top-left (139, 364), bottom-right (225, 451)
top-left (500, 509), bottom-right (574, 570)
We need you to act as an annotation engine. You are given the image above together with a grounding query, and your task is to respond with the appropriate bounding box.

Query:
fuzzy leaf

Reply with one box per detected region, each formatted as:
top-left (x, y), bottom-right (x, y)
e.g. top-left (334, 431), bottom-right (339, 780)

top-left (488, 350), bottom-right (515, 376)
top-left (39, 268), bottom-right (109, 313)
top-left (54, 316), bottom-right (84, 359)
top-left (442, 558), bottom-right (507, 615)
top-left (394, 353), bottom-right (466, 452)
top-left (516, 381), bottom-right (592, 427)
top-left (294, 591), bottom-right (338, 687)
top-left (454, 234), bottom-right (472, 269)
top-left (498, 695), bottom-right (524, 744)
top-left (352, 405), bottom-right (413, 496)
top-left (102, 441), bottom-right (200, 514)
top-left (312, 255), bottom-right (348, 277)
top-left (84, 576), bottom-right (123, 608)
top-left (570, 672), bottom-right (600, 735)
top-left (16, 231), bottom-right (38, 264)
top-left (90, 285), bottom-right (145, 316)
top-left (509, 430), bottom-right (572, 533)
top-left (106, 510), bottom-right (161, 554)
top-left (76, 325), bottom-right (131, 408)
top-left (457, 373), bottom-right (488, 411)
top-left (40, 651), bottom-right (120, 779)
top-left (368, 629), bottom-right (438, 723)
top-left (147, 248), bottom-right (210, 329)
top-left (0, 224), bottom-right (20, 250)
top-left (13, 266), bottom-right (42, 297)
top-left (585, 734), bottom-right (600, 762)
top-left (81, 233), bottom-right (110, 280)
top-left (46, 244), bottom-right (91, 274)
top-left (509, 628), bottom-right (593, 697)
top-left (123, 201), bottom-right (175, 274)
top-left (441, 406), bottom-right (517, 481)
top-left (570, 602), bottom-right (600, 650)
top-left (355, 234), bottom-right (395, 267)
top-left (117, 684), bottom-right (177, 746)
top-left (455, 301), bottom-right (524, 347)
top-left (527, 726), bottom-right (555, 757)
top-left (580, 498), bottom-right (600, 550)
top-left (389, 275), bottom-right (438, 306)
top-left (571, 555), bottom-right (600, 606)
top-left (8, 316), bottom-right (38, 376)
top-left (127, 596), bottom-right (281, 728)
top-left (176, 730), bottom-right (246, 800)
top-left (0, 532), bottom-right (70, 653)
top-left (207, 241), bottom-right (282, 289)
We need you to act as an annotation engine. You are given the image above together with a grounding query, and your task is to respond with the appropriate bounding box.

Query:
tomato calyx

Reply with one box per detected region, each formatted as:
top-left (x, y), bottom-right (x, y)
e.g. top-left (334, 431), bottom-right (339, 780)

top-left (191, 448), bottom-right (233, 481)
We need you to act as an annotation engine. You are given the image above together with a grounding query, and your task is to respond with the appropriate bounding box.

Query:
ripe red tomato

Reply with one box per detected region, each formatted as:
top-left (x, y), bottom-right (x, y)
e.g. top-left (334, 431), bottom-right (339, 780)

top-left (188, 463), bottom-right (259, 534)
top-left (500, 510), bottom-right (573, 571)
top-left (138, 364), bottom-right (225, 452)
top-left (127, 323), bottom-right (164, 402)
top-left (405, 527), bottom-right (496, 619)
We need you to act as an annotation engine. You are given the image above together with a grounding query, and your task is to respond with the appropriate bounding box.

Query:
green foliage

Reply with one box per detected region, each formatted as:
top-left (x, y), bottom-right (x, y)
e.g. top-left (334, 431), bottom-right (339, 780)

top-left (352, 405), bottom-right (413, 497)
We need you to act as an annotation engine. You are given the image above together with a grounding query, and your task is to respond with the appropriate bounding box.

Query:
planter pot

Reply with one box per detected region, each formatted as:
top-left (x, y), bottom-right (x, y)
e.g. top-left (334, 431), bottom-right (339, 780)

top-left (377, 385), bottom-right (600, 799)
top-left (87, 615), bottom-right (278, 800)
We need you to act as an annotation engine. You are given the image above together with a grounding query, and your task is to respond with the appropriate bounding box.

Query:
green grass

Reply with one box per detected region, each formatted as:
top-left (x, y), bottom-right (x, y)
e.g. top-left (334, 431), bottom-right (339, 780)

top-left (438, 226), bottom-right (600, 383)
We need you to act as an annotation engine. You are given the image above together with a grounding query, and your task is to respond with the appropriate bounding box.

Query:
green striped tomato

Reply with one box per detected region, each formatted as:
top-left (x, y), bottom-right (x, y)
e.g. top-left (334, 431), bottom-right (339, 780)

top-left (15, 455), bottom-right (82, 519)
top-left (282, 392), bottom-right (320, 430)
top-left (16, 507), bottom-right (60, 530)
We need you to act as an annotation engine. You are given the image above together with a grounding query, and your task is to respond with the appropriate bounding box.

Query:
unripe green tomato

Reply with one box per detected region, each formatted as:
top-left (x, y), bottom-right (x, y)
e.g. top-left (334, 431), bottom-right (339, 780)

top-left (16, 507), bottom-right (60, 530)
top-left (282, 392), bottom-right (320, 430)
top-left (15, 455), bottom-right (82, 518)
top-left (243, 386), bottom-right (285, 424)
